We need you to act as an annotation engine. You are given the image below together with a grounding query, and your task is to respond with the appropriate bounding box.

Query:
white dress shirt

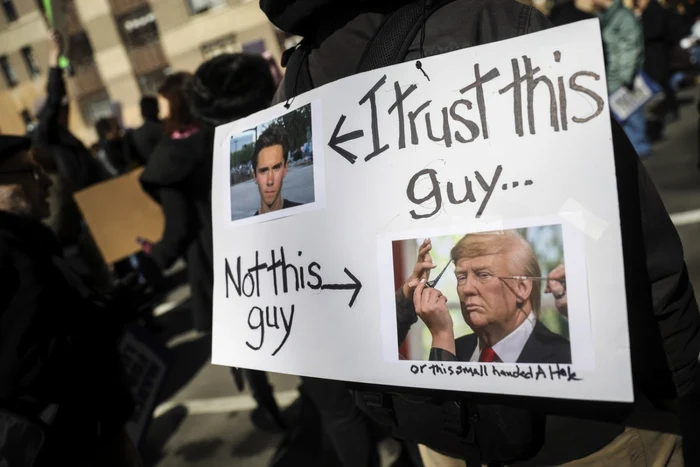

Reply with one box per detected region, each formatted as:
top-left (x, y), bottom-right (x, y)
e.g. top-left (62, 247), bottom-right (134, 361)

top-left (469, 312), bottom-right (536, 362)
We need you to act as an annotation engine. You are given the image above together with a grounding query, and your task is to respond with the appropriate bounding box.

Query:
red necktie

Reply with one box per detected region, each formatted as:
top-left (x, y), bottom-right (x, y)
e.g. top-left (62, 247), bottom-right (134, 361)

top-left (479, 347), bottom-right (499, 363)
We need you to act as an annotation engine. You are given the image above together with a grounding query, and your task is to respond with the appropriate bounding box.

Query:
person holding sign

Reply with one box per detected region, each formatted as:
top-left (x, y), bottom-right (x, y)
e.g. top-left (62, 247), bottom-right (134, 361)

top-left (400, 234), bottom-right (570, 364)
top-left (261, 1), bottom-right (699, 465)
top-left (252, 125), bottom-right (301, 216)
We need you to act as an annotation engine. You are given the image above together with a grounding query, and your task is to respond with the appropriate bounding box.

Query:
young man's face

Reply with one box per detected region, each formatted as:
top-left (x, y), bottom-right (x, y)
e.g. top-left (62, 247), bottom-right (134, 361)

top-left (254, 144), bottom-right (288, 209)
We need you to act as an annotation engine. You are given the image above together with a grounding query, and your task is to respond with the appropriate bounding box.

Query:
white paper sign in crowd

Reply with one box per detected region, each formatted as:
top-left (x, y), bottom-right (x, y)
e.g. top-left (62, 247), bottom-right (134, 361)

top-left (211, 20), bottom-right (633, 403)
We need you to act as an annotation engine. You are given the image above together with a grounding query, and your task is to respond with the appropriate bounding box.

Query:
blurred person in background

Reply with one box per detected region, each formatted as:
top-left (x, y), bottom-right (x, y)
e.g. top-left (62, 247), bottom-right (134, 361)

top-left (130, 97), bottom-right (164, 165)
top-left (95, 117), bottom-right (132, 177)
top-left (138, 54), bottom-right (288, 432)
top-left (33, 30), bottom-right (112, 292)
top-left (33, 30), bottom-right (108, 193)
top-left (639, 0), bottom-right (686, 132)
top-left (137, 72), bottom-right (210, 333)
top-left (596, 0), bottom-right (650, 157)
top-left (188, 52), bottom-right (290, 432)
top-left (549, 0), bottom-right (596, 26)
top-left (0, 135), bottom-right (140, 466)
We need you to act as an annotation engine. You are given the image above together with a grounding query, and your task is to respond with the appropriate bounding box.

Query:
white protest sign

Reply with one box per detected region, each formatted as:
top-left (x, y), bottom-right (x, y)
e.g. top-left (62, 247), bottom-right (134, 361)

top-left (211, 20), bottom-right (633, 403)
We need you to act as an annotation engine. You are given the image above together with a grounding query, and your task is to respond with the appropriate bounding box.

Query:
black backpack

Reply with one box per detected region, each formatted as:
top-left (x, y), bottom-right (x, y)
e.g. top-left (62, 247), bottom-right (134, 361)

top-left (278, 0), bottom-right (550, 464)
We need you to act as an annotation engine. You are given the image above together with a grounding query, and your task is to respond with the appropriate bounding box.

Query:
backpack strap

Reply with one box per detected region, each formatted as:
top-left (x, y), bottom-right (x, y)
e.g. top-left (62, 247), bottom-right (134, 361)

top-left (357, 0), bottom-right (457, 73)
top-left (282, 39), bottom-right (315, 103)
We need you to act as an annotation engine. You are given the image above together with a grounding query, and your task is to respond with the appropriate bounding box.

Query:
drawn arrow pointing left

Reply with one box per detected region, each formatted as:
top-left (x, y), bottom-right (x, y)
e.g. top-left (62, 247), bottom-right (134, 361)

top-left (328, 115), bottom-right (364, 164)
top-left (321, 268), bottom-right (363, 308)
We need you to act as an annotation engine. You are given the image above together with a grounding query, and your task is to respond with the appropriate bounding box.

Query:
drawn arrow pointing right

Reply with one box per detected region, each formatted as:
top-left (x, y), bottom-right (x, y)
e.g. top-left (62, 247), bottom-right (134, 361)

top-left (320, 268), bottom-right (363, 308)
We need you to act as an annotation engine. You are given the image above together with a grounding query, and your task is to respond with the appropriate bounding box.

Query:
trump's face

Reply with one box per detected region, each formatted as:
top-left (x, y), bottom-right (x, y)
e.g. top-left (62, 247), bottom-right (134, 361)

top-left (254, 144), bottom-right (287, 209)
top-left (454, 253), bottom-right (521, 332)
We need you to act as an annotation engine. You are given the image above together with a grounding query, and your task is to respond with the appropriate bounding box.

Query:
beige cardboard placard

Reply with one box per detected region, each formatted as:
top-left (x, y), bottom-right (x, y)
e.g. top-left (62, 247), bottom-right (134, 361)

top-left (74, 168), bottom-right (164, 264)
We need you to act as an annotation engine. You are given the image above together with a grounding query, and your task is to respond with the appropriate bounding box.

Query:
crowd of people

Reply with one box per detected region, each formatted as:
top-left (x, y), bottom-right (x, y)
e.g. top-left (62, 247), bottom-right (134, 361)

top-left (1, 0), bottom-right (699, 466)
top-left (548, 0), bottom-right (700, 158)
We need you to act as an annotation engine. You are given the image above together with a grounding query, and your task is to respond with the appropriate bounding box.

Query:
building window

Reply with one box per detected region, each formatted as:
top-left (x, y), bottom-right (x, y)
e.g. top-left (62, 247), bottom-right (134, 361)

top-left (242, 40), bottom-right (267, 55)
top-left (116, 5), bottom-right (160, 49)
top-left (0, 56), bottom-right (18, 87)
top-left (68, 32), bottom-right (96, 68)
top-left (188, 0), bottom-right (225, 15)
top-left (2, 0), bottom-right (18, 22)
top-left (137, 66), bottom-right (171, 96)
top-left (78, 90), bottom-right (113, 126)
top-left (21, 46), bottom-right (41, 78)
top-left (201, 34), bottom-right (240, 61)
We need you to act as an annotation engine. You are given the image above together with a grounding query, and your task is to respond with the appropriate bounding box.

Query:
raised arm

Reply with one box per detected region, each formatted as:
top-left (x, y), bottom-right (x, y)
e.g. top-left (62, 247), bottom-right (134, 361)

top-left (35, 30), bottom-right (67, 146)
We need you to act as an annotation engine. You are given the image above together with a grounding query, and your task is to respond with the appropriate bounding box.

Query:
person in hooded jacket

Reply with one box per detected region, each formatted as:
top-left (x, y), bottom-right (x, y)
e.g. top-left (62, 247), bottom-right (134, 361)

top-left (260, 0), bottom-right (700, 465)
top-left (138, 54), bottom-right (288, 431)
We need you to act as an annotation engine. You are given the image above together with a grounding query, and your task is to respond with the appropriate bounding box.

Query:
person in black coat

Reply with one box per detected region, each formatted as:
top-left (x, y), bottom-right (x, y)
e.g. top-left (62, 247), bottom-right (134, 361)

top-left (32, 30), bottom-right (112, 293)
top-left (549, 0), bottom-right (595, 26)
top-left (642, 0), bottom-right (681, 122)
top-left (33, 31), bottom-right (108, 193)
top-left (263, 0), bottom-right (700, 465)
top-left (95, 117), bottom-right (132, 176)
top-left (0, 135), bottom-right (139, 466)
top-left (139, 72), bottom-right (213, 333)
top-left (129, 97), bottom-right (164, 165)
top-left (138, 55), bottom-right (288, 431)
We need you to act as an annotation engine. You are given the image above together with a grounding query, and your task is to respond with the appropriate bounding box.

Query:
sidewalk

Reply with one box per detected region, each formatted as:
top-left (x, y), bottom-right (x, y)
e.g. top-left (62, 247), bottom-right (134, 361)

top-left (139, 276), bottom-right (400, 466)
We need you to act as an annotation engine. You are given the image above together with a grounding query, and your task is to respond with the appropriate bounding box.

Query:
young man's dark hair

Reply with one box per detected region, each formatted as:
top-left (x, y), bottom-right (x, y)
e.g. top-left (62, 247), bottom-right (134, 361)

top-left (140, 96), bottom-right (159, 122)
top-left (252, 125), bottom-right (289, 172)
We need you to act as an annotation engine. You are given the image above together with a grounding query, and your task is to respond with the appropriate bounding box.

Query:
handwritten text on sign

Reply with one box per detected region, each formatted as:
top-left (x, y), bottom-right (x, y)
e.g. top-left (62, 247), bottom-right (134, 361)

top-left (329, 53), bottom-right (604, 220)
top-left (213, 20), bottom-right (634, 403)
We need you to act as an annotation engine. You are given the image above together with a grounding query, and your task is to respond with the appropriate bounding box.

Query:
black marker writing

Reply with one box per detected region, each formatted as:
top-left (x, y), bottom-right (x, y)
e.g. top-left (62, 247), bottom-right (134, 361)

top-left (388, 81), bottom-right (418, 149)
top-left (246, 304), bottom-right (295, 356)
top-left (569, 71), bottom-right (605, 123)
top-left (406, 165), bottom-right (505, 219)
top-left (408, 363), bottom-right (582, 382)
top-left (460, 64), bottom-right (500, 139)
top-left (359, 75), bottom-right (390, 161)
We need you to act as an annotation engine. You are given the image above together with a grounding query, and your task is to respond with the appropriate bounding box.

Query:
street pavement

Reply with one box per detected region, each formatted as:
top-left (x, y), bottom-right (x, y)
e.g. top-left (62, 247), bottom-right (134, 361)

top-left (142, 88), bottom-right (700, 467)
top-left (230, 164), bottom-right (315, 221)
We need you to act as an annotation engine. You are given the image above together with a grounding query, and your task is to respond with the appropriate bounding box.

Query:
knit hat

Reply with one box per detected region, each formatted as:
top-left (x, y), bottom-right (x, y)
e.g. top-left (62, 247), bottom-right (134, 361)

top-left (188, 53), bottom-right (277, 127)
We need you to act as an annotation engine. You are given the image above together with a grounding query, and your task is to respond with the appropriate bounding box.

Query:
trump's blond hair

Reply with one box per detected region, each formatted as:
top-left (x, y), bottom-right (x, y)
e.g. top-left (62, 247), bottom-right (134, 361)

top-left (450, 230), bottom-right (541, 315)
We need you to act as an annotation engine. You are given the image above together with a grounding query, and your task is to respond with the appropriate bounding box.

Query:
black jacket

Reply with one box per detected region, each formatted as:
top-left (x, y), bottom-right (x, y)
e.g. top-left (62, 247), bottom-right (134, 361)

top-left (452, 322), bottom-right (571, 365)
top-left (0, 212), bottom-right (133, 464)
top-left (266, 0), bottom-right (700, 463)
top-left (130, 120), bottom-right (164, 165)
top-left (33, 68), bottom-right (108, 192)
top-left (140, 127), bottom-right (214, 332)
top-left (550, 2), bottom-right (595, 27)
top-left (642, 1), bottom-right (673, 85)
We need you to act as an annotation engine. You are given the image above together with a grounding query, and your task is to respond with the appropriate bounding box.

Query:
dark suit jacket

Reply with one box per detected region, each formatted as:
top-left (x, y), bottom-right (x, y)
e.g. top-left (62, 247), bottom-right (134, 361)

top-left (453, 321), bottom-right (572, 364)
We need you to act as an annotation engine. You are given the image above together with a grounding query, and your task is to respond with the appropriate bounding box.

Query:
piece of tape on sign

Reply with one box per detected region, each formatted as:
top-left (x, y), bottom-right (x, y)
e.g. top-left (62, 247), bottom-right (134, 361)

top-left (558, 199), bottom-right (609, 240)
top-left (451, 213), bottom-right (506, 232)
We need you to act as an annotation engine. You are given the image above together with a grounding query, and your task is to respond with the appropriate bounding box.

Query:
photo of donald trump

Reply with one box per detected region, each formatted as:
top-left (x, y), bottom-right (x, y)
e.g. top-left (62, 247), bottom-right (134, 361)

top-left (395, 229), bottom-right (570, 364)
